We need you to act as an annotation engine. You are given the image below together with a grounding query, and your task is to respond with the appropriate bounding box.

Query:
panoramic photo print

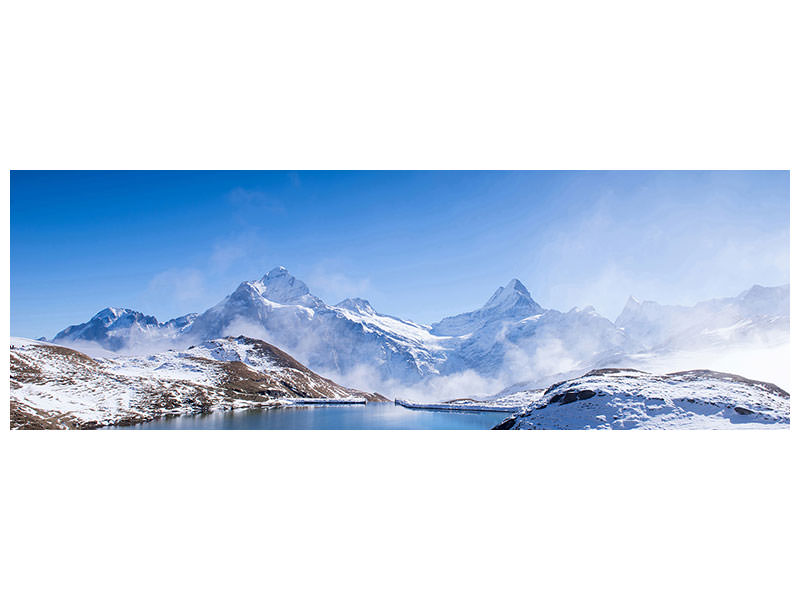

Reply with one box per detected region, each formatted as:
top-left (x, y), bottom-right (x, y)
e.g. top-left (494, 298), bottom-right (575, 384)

top-left (10, 170), bottom-right (790, 430)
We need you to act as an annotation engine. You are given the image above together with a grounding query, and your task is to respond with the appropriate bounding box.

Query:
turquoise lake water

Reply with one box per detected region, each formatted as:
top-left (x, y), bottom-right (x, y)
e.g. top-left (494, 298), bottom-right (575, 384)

top-left (115, 402), bottom-right (507, 430)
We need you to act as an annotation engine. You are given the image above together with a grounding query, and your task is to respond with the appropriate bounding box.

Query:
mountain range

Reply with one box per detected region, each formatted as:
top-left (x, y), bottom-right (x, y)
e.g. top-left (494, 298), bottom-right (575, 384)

top-left (615, 284), bottom-right (789, 350)
top-left (50, 266), bottom-right (790, 394)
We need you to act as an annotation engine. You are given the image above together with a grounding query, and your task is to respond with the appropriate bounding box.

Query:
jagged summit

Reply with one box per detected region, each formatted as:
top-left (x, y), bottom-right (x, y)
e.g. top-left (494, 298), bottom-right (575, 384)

top-left (481, 278), bottom-right (542, 314)
top-left (483, 278), bottom-right (533, 308)
top-left (624, 295), bottom-right (641, 307)
top-left (735, 283), bottom-right (789, 316)
top-left (52, 306), bottom-right (194, 351)
top-left (261, 266), bottom-right (292, 282)
top-left (336, 298), bottom-right (375, 314)
top-left (431, 277), bottom-right (543, 336)
top-left (165, 313), bottom-right (198, 329)
top-left (91, 307), bottom-right (145, 323)
top-left (253, 266), bottom-right (313, 304)
top-left (82, 307), bottom-right (197, 331)
top-left (568, 305), bottom-right (599, 315)
top-left (73, 307), bottom-right (158, 330)
top-left (53, 307), bottom-right (161, 350)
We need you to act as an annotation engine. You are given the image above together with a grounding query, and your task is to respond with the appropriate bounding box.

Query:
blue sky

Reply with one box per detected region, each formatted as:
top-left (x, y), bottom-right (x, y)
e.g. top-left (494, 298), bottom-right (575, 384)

top-left (11, 171), bottom-right (789, 338)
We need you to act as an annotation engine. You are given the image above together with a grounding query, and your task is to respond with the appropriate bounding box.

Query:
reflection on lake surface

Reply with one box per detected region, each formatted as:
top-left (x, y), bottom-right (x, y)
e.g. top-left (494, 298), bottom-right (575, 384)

top-left (114, 402), bottom-right (507, 430)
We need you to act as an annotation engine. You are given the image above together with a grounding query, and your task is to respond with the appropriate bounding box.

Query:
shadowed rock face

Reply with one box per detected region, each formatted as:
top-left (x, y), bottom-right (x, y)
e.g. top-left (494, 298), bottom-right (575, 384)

top-left (10, 336), bottom-right (387, 430)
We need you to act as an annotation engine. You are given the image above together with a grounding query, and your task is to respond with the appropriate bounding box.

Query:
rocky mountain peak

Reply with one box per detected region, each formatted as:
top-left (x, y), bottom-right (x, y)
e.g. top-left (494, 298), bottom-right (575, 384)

top-left (256, 266), bottom-right (312, 304)
top-left (336, 298), bottom-right (375, 314)
top-left (482, 278), bottom-right (541, 314)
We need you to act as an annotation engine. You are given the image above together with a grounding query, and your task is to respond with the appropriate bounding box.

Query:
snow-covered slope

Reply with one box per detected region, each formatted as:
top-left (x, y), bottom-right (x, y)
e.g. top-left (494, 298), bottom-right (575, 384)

top-left (493, 368), bottom-right (790, 430)
top-left (10, 336), bottom-right (386, 429)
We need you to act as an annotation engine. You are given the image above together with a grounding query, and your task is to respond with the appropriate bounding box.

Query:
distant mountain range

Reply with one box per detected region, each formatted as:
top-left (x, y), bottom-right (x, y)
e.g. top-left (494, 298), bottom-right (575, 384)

top-left (615, 284), bottom-right (789, 350)
top-left (50, 266), bottom-right (789, 391)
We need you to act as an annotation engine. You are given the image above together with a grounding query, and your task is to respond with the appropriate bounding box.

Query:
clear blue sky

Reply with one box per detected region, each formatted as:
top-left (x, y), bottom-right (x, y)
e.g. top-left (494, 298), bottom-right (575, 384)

top-left (11, 171), bottom-right (790, 339)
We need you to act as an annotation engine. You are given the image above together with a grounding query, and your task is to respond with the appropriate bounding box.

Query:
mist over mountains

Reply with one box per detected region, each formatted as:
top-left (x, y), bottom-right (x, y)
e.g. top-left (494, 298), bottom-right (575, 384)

top-left (51, 267), bottom-right (790, 398)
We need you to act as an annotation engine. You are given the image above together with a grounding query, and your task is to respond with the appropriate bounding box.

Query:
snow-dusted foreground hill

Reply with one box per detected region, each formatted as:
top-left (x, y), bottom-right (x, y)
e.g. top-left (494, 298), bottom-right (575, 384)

top-left (493, 368), bottom-right (790, 430)
top-left (10, 337), bottom-right (386, 429)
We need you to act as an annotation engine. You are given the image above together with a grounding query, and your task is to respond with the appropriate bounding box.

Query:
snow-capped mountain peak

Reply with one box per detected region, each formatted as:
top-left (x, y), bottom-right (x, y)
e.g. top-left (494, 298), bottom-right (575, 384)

top-left (735, 283), bottom-right (790, 317)
top-left (431, 277), bottom-right (544, 336)
top-left (87, 307), bottom-right (160, 328)
top-left (622, 296), bottom-right (641, 310)
top-left (568, 305), bottom-right (599, 316)
top-left (92, 307), bottom-right (130, 322)
top-left (255, 266), bottom-right (313, 304)
top-left (70, 307), bottom-right (158, 331)
top-left (336, 298), bottom-right (376, 314)
top-left (53, 307), bottom-right (196, 351)
top-left (483, 279), bottom-right (543, 316)
top-left (483, 278), bottom-right (534, 309)
top-left (165, 313), bottom-right (198, 329)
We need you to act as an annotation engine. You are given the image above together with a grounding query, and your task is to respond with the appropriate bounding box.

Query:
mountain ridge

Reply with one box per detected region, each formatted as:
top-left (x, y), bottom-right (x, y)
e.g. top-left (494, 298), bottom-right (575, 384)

top-left (48, 268), bottom-right (790, 393)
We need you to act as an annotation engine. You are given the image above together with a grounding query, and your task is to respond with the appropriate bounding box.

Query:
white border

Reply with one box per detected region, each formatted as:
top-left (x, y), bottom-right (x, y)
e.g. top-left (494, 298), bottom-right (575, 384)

top-left (2, 2), bottom-right (797, 599)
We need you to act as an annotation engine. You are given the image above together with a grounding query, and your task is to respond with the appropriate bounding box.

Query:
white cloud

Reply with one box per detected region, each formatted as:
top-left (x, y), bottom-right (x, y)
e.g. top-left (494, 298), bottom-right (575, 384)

top-left (208, 232), bottom-right (268, 274)
top-left (146, 268), bottom-right (207, 303)
top-left (529, 195), bottom-right (789, 319)
top-left (305, 263), bottom-right (372, 303)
